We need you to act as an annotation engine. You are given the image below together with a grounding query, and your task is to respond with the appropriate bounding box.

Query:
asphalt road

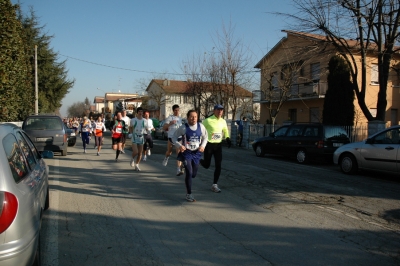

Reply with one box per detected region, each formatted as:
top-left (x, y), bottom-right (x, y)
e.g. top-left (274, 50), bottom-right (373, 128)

top-left (40, 134), bottom-right (400, 265)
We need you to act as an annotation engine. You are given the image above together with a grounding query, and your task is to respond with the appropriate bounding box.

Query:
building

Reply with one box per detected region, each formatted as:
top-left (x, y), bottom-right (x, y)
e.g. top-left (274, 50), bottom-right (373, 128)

top-left (254, 30), bottom-right (400, 126)
top-left (145, 79), bottom-right (253, 121)
top-left (93, 93), bottom-right (142, 118)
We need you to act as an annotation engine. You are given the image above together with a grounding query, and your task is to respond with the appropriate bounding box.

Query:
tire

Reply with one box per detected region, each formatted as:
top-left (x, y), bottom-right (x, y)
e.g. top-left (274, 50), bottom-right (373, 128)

top-left (339, 153), bottom-right (358, 174)
top-left (255, 144), bottom-right (264, 157)
top-left (44, 186), bottom-right (50, 211)
top-left (61, 147), bottom-right (67, 156)
top-left (68, 140), bottom-right (76, 147)
top-left (296, 149), bottom-right (309, 164)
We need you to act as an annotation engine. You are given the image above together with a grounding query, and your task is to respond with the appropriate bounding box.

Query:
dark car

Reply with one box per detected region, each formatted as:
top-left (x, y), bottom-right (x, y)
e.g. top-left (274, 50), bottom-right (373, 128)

top-left (251, 123), bottom-right (350, 163)
top-left (22, 114), bottom-right (68, 156)
top-left (64, 124), bottom-right (77, 147)
top-left (154, 120), bottom-right (168, 140)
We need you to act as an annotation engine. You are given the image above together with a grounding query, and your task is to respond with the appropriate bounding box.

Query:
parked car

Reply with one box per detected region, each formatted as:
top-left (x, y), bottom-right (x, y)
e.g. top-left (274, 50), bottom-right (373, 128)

top-left (0, 123), bottom-right (50, 265)
top-left (22, 114), bottom-right (68, 156)
top-left (251, 123), bottom-right (350, 163)
top-left (333, 125), bottom-right (400, 175)
top-left (64, 124), bottom-right (77, 147)
top-left (154, 120), bottom-right (168, 140)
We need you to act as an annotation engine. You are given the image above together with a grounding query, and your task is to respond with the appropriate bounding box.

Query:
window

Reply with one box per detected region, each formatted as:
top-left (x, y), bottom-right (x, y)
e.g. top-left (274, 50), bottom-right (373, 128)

top-left (288, 109), bottom-right (297, 122)
top-left (287, 125), bottom-right (303, 136)
top-left (374, 129), bottom-right (400, 144)
top-left (391, 109), bottom-right (398, 126)
top-left (272, 72), bottom-right (278, 88)
top-left (16, 132), bottom-right (37, 170)
top-left (3, 134), bottom-right (29, 182)
top-left (311, 63), bottom-right (320, 81)
top-left (371, 64), bottom-right (379, 85)
top-left (309, 108), bottom-right (320, 122)
top-left (304, 126), bottom-right (318, 137)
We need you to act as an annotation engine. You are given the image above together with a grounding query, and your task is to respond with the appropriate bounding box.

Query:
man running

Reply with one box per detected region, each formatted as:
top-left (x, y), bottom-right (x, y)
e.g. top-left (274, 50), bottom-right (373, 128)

top-left (79, 116), bottom-right (92, 153)
top-left (200, 104), bottom-right (231, 193)
top-left (94, 116), bottom-right (106, 156)
top-left (162, 104), bottom-right (184, 176)
top-left (111, 112), bottom-right (126, 161)
top-left (129, 107), bottom-right (146, 171)
top-left (121, 109), bottom-right (130, 154)
top-left (142, 111), bottom-right (155, 161)
top-left (172, 110), bottom-right (208, 202)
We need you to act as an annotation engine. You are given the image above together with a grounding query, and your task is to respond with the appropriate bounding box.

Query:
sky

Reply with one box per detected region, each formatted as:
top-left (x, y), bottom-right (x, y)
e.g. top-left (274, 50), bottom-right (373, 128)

top-left (14, 0), bottom-right (296, 117)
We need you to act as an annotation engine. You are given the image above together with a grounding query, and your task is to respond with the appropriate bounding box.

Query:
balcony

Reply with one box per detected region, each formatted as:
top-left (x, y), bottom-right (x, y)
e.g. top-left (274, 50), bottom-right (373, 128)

top-left (252, 81), bottom-right (327, 103)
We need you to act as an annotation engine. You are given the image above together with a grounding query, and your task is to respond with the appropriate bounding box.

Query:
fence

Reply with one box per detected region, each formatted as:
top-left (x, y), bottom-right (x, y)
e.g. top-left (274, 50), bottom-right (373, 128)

top-left (229, 122), bottom-right (378, 149)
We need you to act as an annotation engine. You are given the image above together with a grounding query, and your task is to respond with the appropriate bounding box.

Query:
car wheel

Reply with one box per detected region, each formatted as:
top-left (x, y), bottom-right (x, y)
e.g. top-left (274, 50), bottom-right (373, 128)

top-left (296, 149), bottom-right (309, 164)
top-left (44, 186), bottom-right (50, 211)
top-left (255, 144), bottom-right (264, 157)
top-left (339, 153), bottom-right (358, 174)
top-left (68, 140), bottom-right (76, 147)
top-left (62, 147), bottom-right (67, 156)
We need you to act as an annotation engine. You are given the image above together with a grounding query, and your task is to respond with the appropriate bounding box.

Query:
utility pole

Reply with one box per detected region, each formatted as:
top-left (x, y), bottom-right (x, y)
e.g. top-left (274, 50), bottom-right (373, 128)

top-left (35, 45), bottom-right (38, 114)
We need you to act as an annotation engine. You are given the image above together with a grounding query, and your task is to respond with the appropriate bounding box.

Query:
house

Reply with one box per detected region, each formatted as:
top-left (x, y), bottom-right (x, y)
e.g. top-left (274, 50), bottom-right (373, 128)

top-left (254, 30), bottom-right (400, 126)
top-left (145, 79), bottom-right (253, 121)
top-left (93, 93), bottom-right (142, 117)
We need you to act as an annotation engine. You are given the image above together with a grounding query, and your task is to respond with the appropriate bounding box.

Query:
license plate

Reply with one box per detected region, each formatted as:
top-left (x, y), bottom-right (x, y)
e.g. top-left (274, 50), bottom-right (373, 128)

top-left (333, 143), bottom-right (343, 147)
top-left (37, 137), bottom-right (52, 142)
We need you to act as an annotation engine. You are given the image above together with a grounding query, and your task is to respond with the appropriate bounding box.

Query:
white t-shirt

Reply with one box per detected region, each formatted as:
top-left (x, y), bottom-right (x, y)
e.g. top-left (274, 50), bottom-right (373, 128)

top-left (130, 117), bottom-right (146, 135)
top-left (165, 115), bottom-right (182, 138)
top-left (122, 115), bottom-right (130, 127)
top-left (144, 118), bottom-right (154, 134)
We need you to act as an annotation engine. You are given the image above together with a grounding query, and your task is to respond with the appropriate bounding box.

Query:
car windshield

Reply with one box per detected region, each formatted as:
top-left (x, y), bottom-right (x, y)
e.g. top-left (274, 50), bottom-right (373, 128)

top-left (24, 118), bottom-right (62, 130)
top-left (324, 126), bottom-right (349, 139)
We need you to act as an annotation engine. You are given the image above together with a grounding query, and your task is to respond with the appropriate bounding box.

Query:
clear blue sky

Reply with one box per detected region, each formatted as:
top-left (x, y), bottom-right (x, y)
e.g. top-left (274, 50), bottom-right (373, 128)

top-left (15, 0), bottom-right (295, 117)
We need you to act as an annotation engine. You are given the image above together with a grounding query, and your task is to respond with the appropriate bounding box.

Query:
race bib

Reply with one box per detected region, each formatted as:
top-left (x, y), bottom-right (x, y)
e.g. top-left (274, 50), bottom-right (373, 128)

top-left (116, 128), bottom-right (122, 133)
top-left (185, 140), bottom-right (200, 151)
top-left (96, 124), bottom-right (103, 130)
top-left (211, 132), bottom-right (222, 141)
top-left (133, 133), bottom-right (144, 144)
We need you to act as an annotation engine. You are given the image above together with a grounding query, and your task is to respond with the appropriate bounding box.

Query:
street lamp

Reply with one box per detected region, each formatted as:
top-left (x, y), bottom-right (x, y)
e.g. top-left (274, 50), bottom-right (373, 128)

top-left (97, 88), bottom-right (107, 114)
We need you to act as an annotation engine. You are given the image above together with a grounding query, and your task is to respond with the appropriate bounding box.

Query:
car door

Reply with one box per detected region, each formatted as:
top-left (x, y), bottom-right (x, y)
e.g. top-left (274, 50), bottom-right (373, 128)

top-left (280, 125), bottom-right (304, 156)
top-left (265, 126), bottom-right (289, 154)
top-left (358, 128), bottom-right (400, 173)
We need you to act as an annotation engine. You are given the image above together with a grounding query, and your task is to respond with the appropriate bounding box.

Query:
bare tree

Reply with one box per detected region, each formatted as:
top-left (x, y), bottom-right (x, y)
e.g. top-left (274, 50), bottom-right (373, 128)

top-left (282, 0), bottom-right (400, 121)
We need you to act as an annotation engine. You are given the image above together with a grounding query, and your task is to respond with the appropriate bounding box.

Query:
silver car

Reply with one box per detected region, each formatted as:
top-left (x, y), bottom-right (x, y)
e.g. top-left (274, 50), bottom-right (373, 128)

top-left (0, 123), bottom-right (50, 265)
top-left (333, 125), bottom-right (400, 175)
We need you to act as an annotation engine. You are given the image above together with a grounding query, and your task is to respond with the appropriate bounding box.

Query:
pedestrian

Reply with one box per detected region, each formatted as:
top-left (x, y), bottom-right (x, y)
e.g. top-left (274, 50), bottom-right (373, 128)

top-left (79, 116), bottom-right (92, 153)
top-left (128, 107), bottom-right (146, 171)
top-left (172, 110), bottom-right (208, 202)
top-left (120, 109), bottom-right (130, 154)
top-left (162, 104), bottom-right (184, 176)
top-left (94, 116), bottom-right (106, 156)
top-left (142, 111), bottom-right (155, 161)
top-left (111, 112), bottom-right (126, 161)
top-left (72, 118), bottom-right (80, 135)
top-left (200, 104), bottom-right (231, 193)
top-left (235, 116), bottom-right (247, 147)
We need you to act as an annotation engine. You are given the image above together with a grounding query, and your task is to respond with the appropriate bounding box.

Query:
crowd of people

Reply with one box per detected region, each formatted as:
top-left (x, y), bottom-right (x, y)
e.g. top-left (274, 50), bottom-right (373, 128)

top-left (64, 104), bottom-right (232, 202)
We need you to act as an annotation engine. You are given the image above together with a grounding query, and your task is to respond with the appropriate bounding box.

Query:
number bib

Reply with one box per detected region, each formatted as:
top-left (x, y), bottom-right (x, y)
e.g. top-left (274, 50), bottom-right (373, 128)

top-left (116, 127), bottom-right (122, 133)
top-left (132, 133), bottom-right (144, 144)
top-left (211, 132), bottom-right (222, 141)
top-left (185, 140), bottom-right (200, 151)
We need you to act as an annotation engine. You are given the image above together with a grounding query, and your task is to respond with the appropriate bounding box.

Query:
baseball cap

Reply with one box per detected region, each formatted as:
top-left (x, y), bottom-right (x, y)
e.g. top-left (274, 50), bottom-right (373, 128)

top-left (214, 104), bottom-right (224, 110)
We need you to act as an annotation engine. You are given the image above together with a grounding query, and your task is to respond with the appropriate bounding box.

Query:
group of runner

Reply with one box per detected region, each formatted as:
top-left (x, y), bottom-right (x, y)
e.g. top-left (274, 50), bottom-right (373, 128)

top-left (78, 104), bottom-right (231, 202)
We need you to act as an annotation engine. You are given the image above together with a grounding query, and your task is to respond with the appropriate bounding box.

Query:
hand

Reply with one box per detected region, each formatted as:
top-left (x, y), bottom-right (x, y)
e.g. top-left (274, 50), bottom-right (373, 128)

top-left (128, 133), bottom-right (132, 139)
top-left (198, 146), bottom-right (205, 153)
top-left (226, 137), bottom-right (232, 148)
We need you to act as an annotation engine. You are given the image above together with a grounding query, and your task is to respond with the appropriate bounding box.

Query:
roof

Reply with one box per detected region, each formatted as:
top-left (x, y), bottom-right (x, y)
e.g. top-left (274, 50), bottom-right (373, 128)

top-left (148, 79), bottom-right (252, 97)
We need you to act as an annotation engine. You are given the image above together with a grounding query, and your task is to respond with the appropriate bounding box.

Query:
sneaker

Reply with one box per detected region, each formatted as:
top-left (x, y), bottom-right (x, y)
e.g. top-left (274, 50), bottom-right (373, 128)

top-left (162, 157), bottom-right (169, 166)
top-left (177, 169), bottom-right (183, 176)
top-left (135, 165), bottom-right (141, 171)
top-left (211, 184), bottom-right (221, 193)
top-left (120, 150), bottom-right (125, 154)
top-left (147, 149), bottom-right (151, 156)
top-left (94, 144), bottom-right (96, 148)
top-left (115, 158), bottom-right (118, 162)
top-left (97, 152), bottom-right (100, 156)
top-left (84, 149), bottom-right (86, 153)
top-left (180, 164), bottom-right (185, 174)
top-left (143, 155), bottom-right (147, 161)
top-left (186, 194), bottom-right (196, 202)
top-left (130, 158), bottom-right (135, 168)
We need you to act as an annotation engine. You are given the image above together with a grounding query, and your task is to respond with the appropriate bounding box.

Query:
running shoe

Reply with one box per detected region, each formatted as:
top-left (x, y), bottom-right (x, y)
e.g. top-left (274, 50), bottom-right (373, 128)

top-left (162, 157), bottom-right (169, 166)
top-left (120, 150), bottom-right (125, 154)
top-left (177, 169), bottom-right (183, 176)
top-left (135, 165), bottom-right (141, 171)
top-left (186, 194), bottom-right (196, 202)
top-left (147, 149), bottom-right (151, 156)
top-left (180, 164), bottom-right (185, 174)
top-left (130, 158), bottom-right (135, 168)
top-left (143, 155), bottom-right (147, 161)
top-left (84, 149), bottom-right (86, 153)
top-left (115, 158), bottom-right (118, 162)
top-left (97, 152), bottom-right (100, 156)
top-left (211, 184), bottom-right (221, 193)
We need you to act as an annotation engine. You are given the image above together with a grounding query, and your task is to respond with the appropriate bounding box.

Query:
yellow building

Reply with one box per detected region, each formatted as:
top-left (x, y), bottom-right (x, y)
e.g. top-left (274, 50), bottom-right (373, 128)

top-left (254, 30), bottom-right (400, 126)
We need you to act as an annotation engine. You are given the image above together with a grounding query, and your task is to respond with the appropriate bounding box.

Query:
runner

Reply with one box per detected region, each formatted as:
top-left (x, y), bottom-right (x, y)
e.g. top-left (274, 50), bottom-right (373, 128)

top-left (162, 104), bottom-right (184, 176)
top-left (111, 112), bottom-right (126, 161)
top-left (200, 104), bottom-right (232, 193)
top-left (94, 116), bottom-right (106, 156)
top-left (79, 116), bottom-right (92, 153)
top-left (72, 118), bottom-right (80, 135)
top-left (121, 109), bottom-right (130, 154)
top-left (142, 111), bottom-right (155, 161)
top-left (128, 107), bottom-right (146, 171)
top-left (172, 110), bottom-right (208, 202)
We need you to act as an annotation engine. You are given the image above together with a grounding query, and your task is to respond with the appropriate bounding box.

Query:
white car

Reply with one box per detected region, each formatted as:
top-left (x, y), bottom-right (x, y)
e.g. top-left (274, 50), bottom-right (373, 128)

top-left (333, 125), bottom-right (400, 175)
top-left (0, 123), bottom-right (50, 265)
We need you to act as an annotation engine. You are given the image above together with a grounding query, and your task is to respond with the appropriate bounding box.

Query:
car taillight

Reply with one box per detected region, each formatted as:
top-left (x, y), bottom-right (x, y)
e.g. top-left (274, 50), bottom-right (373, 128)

top-left (317, 140), bottom-right (324, 148)
top-left (0, 192), bottom-right (18, 234)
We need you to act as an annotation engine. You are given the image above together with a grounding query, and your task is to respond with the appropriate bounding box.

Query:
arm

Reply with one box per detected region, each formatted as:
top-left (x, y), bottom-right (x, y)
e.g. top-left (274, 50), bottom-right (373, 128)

top-left (172, 125), bottom-right (185, 149)
top-left (199, 124), bottom-right (208, 152)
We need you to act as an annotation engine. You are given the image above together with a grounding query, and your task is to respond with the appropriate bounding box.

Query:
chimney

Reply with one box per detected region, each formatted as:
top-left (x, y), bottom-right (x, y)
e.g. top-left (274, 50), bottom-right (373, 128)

top-left (163, 79), bottom-right (170, 86)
